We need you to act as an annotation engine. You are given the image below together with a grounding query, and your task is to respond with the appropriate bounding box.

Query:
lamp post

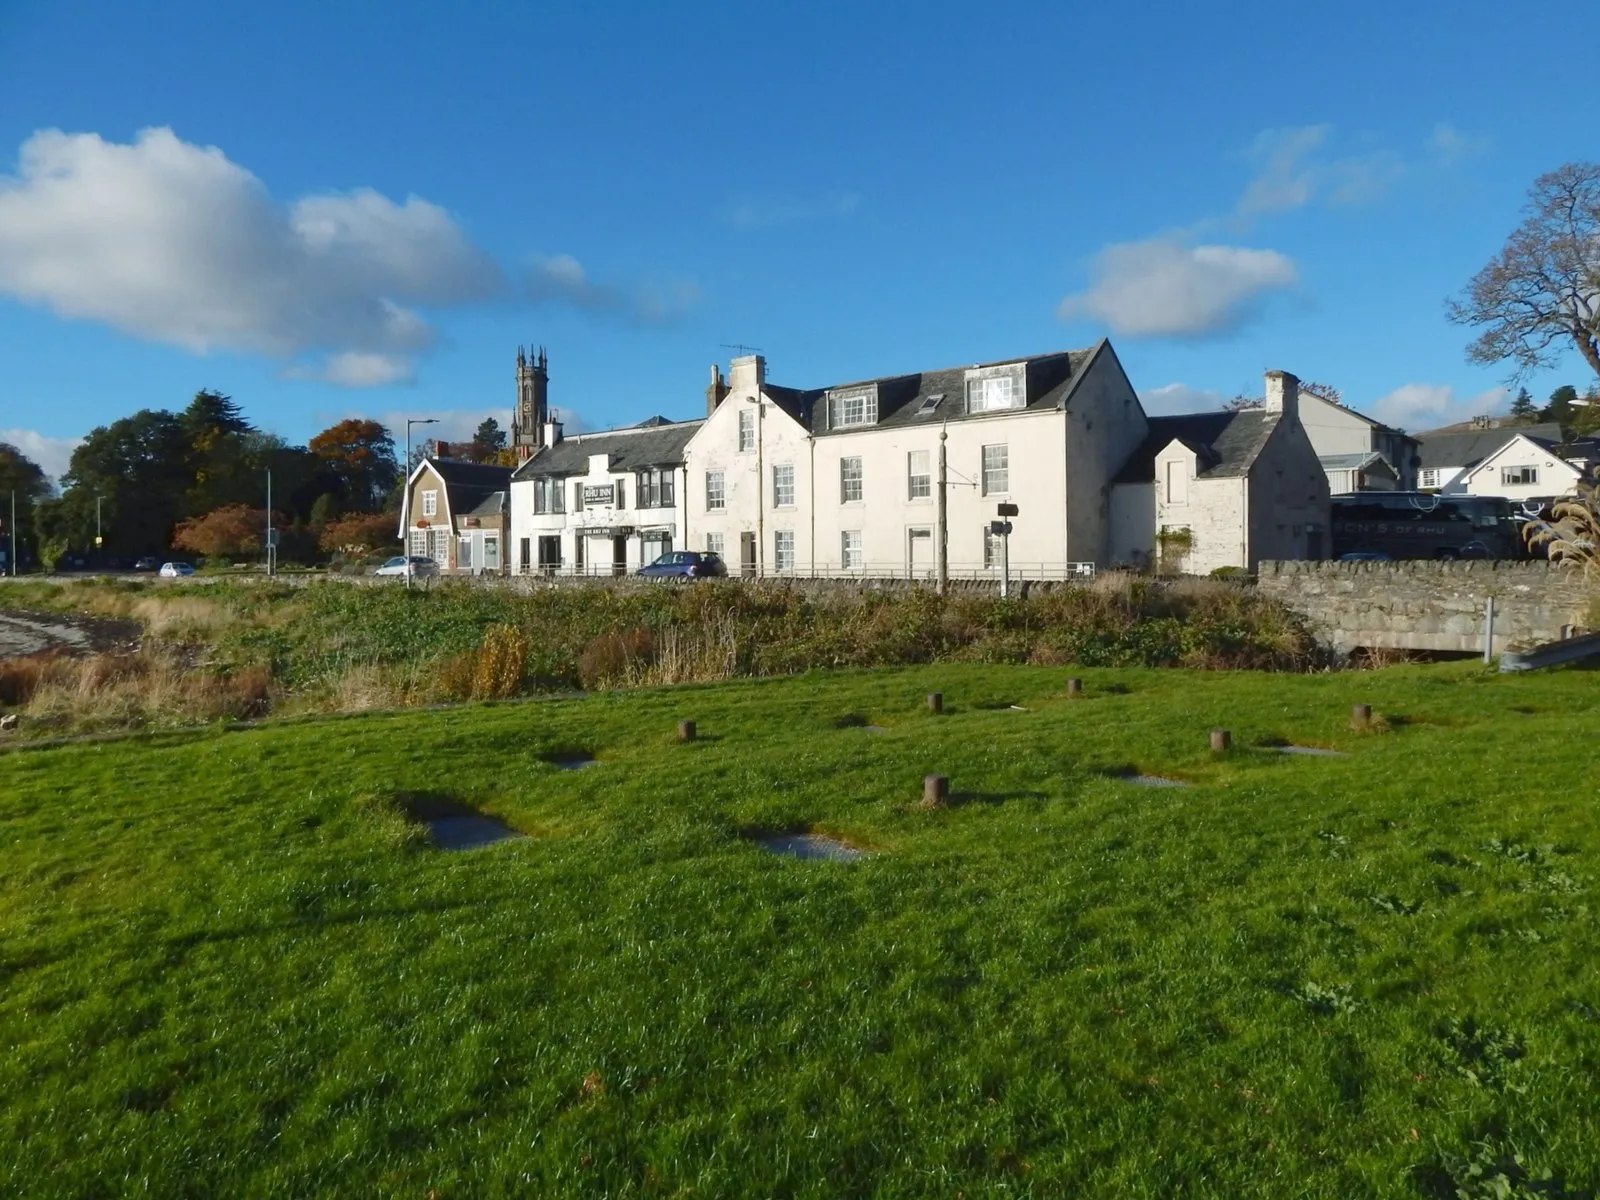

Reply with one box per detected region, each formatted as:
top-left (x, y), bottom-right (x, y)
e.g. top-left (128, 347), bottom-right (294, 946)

top-left (404, 418), bottom-right (439, 590)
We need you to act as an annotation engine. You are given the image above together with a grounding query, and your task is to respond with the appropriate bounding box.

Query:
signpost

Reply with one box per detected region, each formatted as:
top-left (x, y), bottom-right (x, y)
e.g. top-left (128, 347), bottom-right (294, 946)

top-left (994, 503), bottom-right (1018, 597)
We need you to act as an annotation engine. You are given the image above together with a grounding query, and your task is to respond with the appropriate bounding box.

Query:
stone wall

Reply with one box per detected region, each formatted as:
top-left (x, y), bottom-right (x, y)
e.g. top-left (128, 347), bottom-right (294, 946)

top-left (1256, 560), bottom-right (1597, 653)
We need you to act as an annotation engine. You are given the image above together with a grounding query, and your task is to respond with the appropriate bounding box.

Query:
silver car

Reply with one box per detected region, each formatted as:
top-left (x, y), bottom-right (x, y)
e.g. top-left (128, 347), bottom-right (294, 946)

top-left (374, 555), bottom-right (439, 578)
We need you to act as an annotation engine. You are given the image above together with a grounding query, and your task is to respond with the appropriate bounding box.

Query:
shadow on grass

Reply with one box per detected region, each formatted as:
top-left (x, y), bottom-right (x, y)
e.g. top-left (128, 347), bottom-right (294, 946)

top-left (948, 789), bottom-right (1049, 807)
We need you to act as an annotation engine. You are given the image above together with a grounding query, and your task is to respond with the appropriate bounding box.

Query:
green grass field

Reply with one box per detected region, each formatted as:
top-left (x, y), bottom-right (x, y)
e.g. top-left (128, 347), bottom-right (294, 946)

top-left (2, 662), bottom-right (1598, 1197)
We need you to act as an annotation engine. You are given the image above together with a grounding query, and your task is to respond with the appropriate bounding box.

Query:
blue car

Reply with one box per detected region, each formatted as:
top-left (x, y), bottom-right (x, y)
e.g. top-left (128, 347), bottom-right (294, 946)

top-left (637, 551), bottom-right (728, 580)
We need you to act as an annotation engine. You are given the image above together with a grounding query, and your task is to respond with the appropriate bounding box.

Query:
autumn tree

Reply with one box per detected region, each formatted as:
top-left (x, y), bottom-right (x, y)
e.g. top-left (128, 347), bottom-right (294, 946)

top-left (171, 505), bottom-right (269, 559)
top-left (308, 419), bottom-right (398, 512)
top-left (318, 512), bottom-right (399, 558)
top-left (1448, 161), bottom-right (1600, 382)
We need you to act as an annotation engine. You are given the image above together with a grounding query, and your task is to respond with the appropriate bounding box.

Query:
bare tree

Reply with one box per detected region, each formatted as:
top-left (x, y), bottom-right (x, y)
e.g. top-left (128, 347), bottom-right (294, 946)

top-left (1222, 380), bottom-right (1340, 411)
top-left (1448, 161), bottom-right (1600, 381)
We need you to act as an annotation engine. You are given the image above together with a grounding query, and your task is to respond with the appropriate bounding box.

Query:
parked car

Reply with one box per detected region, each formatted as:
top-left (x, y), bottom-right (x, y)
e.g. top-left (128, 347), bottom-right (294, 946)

top-left (158, 562), bottom-right (196, 577)
top-left (637, 550), bottom-right (728, 580)
top-left (374, 555), bottom-right (439, 578)
top-left (134, 556), bottom-right (161, 572)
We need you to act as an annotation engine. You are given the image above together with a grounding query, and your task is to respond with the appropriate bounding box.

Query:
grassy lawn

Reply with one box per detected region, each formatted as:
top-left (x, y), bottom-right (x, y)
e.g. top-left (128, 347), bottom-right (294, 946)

top-left (2, 661), bottom-right (1598, 1197)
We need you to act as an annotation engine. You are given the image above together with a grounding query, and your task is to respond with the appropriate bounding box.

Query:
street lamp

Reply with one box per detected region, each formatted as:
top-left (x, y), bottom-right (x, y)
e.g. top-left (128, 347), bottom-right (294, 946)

top-left (403, 418), bottom-right (439, 590)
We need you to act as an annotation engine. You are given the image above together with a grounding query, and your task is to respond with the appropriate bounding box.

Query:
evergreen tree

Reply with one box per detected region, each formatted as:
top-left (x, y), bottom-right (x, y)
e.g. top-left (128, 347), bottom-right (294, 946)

top-left (1541, 384), bottom-right (1579, 426)
top-left (1509, 387), bottom-right (1538, 420)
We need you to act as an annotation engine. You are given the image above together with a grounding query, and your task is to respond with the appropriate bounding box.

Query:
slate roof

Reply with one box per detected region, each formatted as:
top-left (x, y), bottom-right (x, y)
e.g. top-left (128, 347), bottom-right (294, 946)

top-left (422, 458), bottom-right (512, 518)
top-left (1319, 451), bottom-right (1394, 472)
top-left (1414, 422), bottom-right (1563, 469)
top-left (753, 344), bottom-right (1104, 436)
top-left (1114, 412), bottom-right (1279, 484)
top-left (512, 420), bottom-right (704, 479)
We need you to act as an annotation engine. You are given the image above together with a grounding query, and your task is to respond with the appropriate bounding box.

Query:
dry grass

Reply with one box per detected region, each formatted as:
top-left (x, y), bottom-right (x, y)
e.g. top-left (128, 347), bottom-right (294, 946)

top-left (10, 648), bottom-right (272, 733)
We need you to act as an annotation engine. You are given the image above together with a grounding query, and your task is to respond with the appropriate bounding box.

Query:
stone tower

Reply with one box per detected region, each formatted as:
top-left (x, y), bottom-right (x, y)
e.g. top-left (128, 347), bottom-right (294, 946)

top-left (512, 345), bottom-right (549, 459)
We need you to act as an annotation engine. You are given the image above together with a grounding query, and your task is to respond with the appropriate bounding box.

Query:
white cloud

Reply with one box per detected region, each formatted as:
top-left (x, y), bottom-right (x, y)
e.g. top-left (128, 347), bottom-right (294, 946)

top-left (1426, 122), bottom-right (1491, 165)
top-left (1059, 238), bottom-right (1297, 338)
top-left (721, 192), bottom-right (860, 229)
top-left (1236, 124), bottom-right (1404, 218)
top-left (1138, 382), bottom-right (1230, 415)
top-left (1370, 383), bottom-right (1510, 431)
top-left (0, 428), bottom-right (81, 485)
top-left (526, 255), bottom-right (698, 326)
top-left (0, 127), bottom-right (504, 386)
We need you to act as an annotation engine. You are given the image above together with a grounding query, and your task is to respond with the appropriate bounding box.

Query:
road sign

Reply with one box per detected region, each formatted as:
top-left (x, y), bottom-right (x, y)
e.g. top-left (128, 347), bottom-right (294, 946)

top-left (989, 520), bottom-right (1013, 535)
top-left (996, 503), bottom-right (1019, 517)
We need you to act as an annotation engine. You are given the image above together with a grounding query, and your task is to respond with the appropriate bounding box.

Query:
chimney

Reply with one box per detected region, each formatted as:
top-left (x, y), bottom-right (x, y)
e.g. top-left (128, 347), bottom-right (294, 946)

top-left (543, 419), bottom-right (563, 447)
top-left (706, 364), bottom-right (730, 416)
top-left (729, 354), bottom-right (766, 396)
top-left (1264, 369), bottom-right (1299, 418)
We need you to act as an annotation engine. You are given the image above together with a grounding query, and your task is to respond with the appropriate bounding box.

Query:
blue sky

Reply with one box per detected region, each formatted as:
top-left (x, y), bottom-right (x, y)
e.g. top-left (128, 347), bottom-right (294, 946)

top-left (0, 0), bottom-right (1592, 481)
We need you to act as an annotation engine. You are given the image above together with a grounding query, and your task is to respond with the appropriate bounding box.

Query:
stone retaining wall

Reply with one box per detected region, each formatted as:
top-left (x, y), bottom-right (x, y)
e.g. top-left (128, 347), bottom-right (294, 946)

top-left (1256, 560), bottom-right (1596, 653)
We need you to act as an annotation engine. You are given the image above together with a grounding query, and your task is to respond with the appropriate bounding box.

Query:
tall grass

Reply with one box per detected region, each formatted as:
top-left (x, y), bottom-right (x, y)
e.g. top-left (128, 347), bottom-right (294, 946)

top-left (1, 576), bottom-right (1318, 733)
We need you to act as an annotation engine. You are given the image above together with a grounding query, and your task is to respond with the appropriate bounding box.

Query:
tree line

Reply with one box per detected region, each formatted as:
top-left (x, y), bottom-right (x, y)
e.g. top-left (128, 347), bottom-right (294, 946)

top-left (0, 394), bottom-right (513, 570)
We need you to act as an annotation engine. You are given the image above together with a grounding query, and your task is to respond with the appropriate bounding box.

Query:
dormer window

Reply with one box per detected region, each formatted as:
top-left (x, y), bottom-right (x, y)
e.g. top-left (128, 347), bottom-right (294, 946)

top-left (829, 387), bottom-right (878, 429)
top-left (964, 366), bottom-right (1024, 413)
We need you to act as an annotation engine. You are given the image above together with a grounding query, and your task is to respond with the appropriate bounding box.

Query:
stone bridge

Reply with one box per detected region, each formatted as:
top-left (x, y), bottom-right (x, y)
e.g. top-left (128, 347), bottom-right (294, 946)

top-left (1256, 561), bottom-right (1596, 654)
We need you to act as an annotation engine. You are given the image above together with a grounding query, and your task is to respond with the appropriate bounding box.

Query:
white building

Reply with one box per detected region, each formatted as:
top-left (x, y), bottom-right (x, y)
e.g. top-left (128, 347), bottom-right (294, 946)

top-left (684, 343), bottom-right (1149, 577)
top-left (1457, 431), bottom-right (1594, 503)
top-left (508, 417), bottom-right (702, 575)
top-left (1109, 371), bottom-right (1331, 572)
top-left (504, 342), bottom-right (1334, 578)
top-left (1414, 419), bottom-right (1565, 493)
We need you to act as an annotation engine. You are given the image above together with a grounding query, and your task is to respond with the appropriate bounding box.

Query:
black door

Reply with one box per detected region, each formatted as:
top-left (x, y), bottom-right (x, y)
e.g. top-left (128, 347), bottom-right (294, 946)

top-left (612, 536), bottom-right (628, 576)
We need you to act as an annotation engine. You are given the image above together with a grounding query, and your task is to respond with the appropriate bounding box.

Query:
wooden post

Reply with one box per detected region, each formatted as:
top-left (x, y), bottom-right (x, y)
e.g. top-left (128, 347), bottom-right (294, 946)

top-left (1066, 677), bottom-right (1083, 698)
top-left (1351, 704), bottom-right (1372, 729)
top-left (1209, 728), bottom-right (1231, 752)
top-left (923, 774), bottom-right (949, 808)
top-left (677, 719), bottom-right (697, 742)
top-left (927, 692), bottom-right (943, 714)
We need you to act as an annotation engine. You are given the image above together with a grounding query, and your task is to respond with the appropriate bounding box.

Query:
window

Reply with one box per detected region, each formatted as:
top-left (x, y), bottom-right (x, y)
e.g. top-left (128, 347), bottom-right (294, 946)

top-left (841, 530), bottom-right (863, 570)
top-left (983, 527), bottom-right (1003, 568)
top-left (637, 466), bottom-right (675, 509)
top-left (483, 535), bottom-right (500, 572)
top-left (705, 470), bottom-right (726, 511)
top-left (518, 537), bottom-right (530, 574)
top-left (458, 535), bottom-right (474, 571)
top-left (410, 531), bottom-right (428, 558)
top-left (533, 476), bottom-right (565, 514)
top-left (840, 456), bottom-right (863, 503)
top-left (1165, 459), bottom-right (1189, 505)
top-left (738, 408), bottom-right (756, 452)
top-left (1502, 466), bottom-right (1538, 486)
top-left (907, 450), bottom-right (931, 500)
top-left (773, 462), bottom-right (795, 508)
top-left (966, 373), bottom-right (1021, 413)
top-left (421, 489), bottom-right (438, 518)
top-left (1419, 468), bottom-right (1441, 489)
top-left (829, 389), bottom-right (877, 429)
top-left (981, 444), bottom-right (1009, 496)
top-left (706, 532), bottom-right (725, 557)
top-left (774, 530), bottom-right (796, 573)
top-left (573, 481), bottom-right (585, 511)
top-left (916, 394), bottom-right (944, 416)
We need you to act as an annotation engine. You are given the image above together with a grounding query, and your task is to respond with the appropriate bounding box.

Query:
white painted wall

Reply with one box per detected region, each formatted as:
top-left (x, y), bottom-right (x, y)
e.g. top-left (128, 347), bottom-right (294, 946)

top-left (1108, 482), bottom-right (1156, 568)
top-left (1462, 436), bottom-right (1582, 501)
top-left (509, 435), bottom-right (692, 574)
top-left (684, 358), bottom-right (816, 575)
